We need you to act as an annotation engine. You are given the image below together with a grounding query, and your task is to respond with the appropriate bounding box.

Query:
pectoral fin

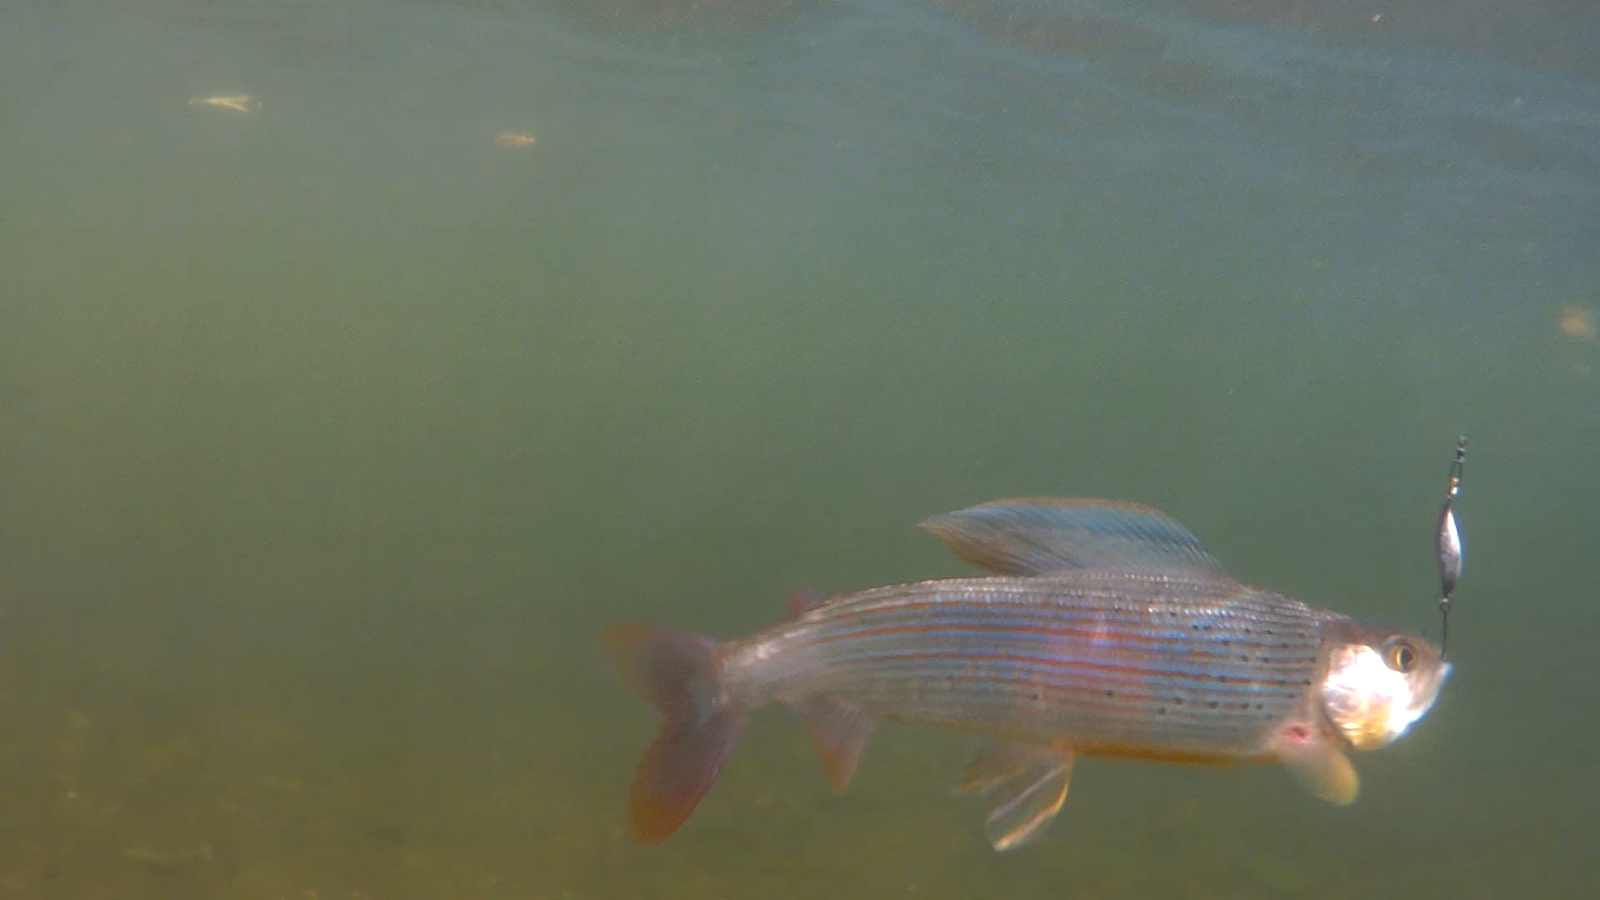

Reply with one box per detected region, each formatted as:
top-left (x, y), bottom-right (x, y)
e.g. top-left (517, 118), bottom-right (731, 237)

top-left (953, 741), bottom-right (1076, 851)
top-left (1276, 727), bottom-right (1360, 805)
top-left (919, 498), bottom-right (1228, 577)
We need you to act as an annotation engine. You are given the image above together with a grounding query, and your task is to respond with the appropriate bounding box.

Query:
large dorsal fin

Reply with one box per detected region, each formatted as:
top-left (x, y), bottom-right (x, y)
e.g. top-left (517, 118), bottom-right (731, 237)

top-left (919, 498), bottom-right (1228, 578)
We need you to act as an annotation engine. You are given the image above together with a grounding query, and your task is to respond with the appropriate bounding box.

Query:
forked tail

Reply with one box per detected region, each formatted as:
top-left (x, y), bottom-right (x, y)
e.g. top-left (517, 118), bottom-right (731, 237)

top-left (601, 624), bottom-right (749, 845)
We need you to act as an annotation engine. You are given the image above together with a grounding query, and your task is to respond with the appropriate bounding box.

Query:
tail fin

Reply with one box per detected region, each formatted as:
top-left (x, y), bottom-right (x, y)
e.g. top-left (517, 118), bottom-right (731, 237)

top-left (601, 624), bottom-right (749, 846)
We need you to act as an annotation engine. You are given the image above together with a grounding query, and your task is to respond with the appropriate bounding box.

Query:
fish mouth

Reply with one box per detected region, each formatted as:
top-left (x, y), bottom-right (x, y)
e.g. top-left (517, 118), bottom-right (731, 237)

top-left (1389, 660), bottom-right (1451, 737)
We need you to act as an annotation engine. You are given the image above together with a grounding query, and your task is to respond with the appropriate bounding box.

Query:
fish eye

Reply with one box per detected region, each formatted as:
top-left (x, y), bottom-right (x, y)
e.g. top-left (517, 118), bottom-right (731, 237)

top-left (1384, 639), bottom-right (1418, 674)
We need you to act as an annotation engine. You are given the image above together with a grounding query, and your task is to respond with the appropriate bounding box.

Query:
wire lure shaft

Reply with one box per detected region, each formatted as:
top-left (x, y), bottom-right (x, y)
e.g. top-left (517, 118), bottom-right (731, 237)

top-left (1435, 436), bottom-right (1466, 656)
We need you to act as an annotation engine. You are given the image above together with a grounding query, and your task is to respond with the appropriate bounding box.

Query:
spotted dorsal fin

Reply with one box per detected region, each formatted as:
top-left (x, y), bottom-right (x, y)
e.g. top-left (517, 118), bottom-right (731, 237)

top-left (919, 498), bottom-right (1228, 578)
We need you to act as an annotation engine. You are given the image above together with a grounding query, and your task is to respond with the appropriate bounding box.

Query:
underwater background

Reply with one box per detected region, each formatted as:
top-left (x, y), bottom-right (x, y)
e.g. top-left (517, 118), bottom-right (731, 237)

top-left (1, 0), bottom-right (1597, 897)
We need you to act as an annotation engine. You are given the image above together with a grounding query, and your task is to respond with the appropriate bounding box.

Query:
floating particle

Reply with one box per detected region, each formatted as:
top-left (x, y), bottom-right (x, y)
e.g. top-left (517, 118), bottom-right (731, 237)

top-left (1559, 306), bottom-right (1596, 341)
top-left (188, 94), bottom-right (256, 113)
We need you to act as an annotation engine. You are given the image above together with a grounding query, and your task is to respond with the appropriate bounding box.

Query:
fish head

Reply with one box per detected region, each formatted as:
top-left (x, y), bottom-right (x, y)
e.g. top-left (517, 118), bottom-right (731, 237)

top-left (1317, 619), bottom-right (1450, 751)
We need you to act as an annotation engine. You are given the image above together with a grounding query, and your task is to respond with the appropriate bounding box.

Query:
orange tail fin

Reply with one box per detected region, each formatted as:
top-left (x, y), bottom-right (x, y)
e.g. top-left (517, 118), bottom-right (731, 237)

top-left (602, 624), bottom-right (749, 845)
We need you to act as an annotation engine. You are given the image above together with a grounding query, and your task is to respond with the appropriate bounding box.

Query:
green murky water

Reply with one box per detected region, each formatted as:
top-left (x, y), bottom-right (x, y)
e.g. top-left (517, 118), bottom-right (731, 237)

top-left (2, 0), bottom-right (1597, 897)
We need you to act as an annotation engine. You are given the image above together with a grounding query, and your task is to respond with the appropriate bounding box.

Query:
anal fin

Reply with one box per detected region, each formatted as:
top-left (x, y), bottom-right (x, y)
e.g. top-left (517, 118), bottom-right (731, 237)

top-left (953, 741), bottom-right (1075, 851)
top-left (794, 698), bottom-right (877, 793)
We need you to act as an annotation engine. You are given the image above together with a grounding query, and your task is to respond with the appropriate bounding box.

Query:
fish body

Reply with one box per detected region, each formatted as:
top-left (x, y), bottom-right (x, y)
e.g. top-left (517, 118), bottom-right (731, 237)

top-left (725, 573), bottom-right (1326, 762)
top-left (604, 499), bottom-right (1450, 850)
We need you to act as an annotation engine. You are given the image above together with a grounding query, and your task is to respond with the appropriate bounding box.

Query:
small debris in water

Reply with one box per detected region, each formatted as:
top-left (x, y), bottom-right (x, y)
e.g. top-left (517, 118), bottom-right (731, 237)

top-left (1559, 306), bottom-right (1596, 340)
top-left (494, 131), bottom-right (537, 148)
top-left (189, 94), bottom-right (256, 113)
top-left (122, 841), bottom-right (213, 869)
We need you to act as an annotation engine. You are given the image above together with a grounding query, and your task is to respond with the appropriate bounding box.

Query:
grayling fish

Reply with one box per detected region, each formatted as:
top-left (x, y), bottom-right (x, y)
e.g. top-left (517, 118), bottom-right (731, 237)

top-left (603, 498), bottom-right (1450, 850)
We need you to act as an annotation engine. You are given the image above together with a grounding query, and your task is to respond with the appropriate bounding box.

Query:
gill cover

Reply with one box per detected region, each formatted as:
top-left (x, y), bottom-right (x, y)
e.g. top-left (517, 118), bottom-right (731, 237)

top-left (1319, 623), bottom-right (1450, 751)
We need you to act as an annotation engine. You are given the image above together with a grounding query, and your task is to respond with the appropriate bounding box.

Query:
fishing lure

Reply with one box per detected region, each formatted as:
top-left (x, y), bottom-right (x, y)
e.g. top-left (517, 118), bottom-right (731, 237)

top-left (1435, 437), bottom-right (1465, 655)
